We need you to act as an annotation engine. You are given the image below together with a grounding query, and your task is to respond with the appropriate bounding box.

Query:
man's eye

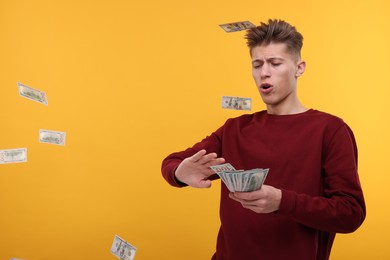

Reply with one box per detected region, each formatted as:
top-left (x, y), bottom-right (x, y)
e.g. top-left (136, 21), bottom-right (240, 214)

top-left (272, 63), bottom-right (281, 66)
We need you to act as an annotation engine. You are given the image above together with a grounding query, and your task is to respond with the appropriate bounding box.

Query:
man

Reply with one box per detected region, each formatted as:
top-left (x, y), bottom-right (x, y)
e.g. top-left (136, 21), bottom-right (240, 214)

top-left (161, 19), bottom-right (365, 260)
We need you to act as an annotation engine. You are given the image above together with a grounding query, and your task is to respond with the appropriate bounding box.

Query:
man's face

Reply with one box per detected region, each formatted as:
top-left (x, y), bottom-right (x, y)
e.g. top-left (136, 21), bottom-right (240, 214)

top-left (251, 43), bottom-right (305, 112)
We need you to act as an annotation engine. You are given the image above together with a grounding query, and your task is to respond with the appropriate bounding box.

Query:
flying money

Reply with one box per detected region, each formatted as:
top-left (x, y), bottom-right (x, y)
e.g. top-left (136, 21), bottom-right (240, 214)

top-left (110, 235), bottom-right (137, 260)
top-left (219, 21), bottom-right (256, 32)
top-left (222, 96), bottom-right (252, 111)
top-left (0, 148), bottom-right (27, 164)
top-left (39, 129), bottom-right (66, 146)
top-left (17, 82), bottom-right (48, 105)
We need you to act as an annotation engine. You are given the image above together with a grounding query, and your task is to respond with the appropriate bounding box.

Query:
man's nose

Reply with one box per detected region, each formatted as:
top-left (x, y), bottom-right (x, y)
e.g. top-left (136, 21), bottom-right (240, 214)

top-left (260, 63), bottom-right (271, 78)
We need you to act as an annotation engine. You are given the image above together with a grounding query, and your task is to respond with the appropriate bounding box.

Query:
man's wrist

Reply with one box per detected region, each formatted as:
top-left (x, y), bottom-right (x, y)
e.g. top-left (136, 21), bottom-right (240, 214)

top-left (174, 169), bottom-right (187, 187)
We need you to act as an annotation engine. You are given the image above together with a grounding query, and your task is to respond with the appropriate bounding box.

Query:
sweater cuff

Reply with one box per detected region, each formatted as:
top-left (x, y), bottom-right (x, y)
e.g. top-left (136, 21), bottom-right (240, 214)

top-left (277, 189), bottom-right (297, 215)
top-left (174, 172), bottom-right (188, 187)
top-left (170, 165), bottom-right (188, 187)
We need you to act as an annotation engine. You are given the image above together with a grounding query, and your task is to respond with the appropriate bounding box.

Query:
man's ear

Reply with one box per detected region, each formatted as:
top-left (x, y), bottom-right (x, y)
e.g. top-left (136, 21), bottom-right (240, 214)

top-left (296, 60), bottom-right (306, 77)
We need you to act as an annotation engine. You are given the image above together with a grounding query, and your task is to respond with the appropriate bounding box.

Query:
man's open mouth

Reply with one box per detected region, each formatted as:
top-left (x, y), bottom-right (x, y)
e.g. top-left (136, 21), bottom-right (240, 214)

top-left (261, 83), bottom-right (272, 89)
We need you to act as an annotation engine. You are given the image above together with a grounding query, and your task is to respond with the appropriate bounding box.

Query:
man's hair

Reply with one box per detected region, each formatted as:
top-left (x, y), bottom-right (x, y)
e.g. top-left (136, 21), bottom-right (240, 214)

top-left (245, 19), bottom-right (303, 58)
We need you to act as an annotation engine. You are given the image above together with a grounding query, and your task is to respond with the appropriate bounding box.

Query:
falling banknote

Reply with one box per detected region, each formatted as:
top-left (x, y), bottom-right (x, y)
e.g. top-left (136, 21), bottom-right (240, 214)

top-left (222, 96), bottom-right (252, 111)
top-left (17, 82), bottom-right (48, 105)
top-left (219, 21), bottom-right (256, 32)
top-left (110, 235), bottom-right (137, 260)
top-left (210, 163), bottom-right (269, 192)
top-left (39, 129), bottom-right (66, 146)
top-left (0, 148), bottom-right (27, 164)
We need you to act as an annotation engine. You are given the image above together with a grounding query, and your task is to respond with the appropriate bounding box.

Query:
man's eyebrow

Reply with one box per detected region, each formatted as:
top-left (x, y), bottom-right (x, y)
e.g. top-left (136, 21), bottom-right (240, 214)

top-left (252, 57), bottom-right (285, 63)
top-left (268, 57), bottom-right (284, 61)
top-left (252, 59), bottom-right (264, 64)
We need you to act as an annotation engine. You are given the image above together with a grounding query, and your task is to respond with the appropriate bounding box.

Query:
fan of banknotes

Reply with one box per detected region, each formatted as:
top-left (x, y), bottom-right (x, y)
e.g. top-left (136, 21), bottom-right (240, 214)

top-left (210, 163), bottom-right (269, 192)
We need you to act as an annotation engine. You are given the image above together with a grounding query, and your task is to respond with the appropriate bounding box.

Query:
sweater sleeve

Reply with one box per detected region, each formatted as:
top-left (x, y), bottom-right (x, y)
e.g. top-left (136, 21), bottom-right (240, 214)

top-left (277, 123), bottom-right (366, 233)
top-left (161, 126), bottom-right (224, 188)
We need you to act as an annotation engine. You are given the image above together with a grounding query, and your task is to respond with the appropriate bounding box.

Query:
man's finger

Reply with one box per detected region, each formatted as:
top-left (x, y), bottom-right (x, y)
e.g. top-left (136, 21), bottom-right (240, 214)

top-left (205, 157), bottom-right (226, 167)
top-left (189, 149), bottom-right (207, 162)
top-left (229, 192), bottom-right (257, 202)
top-left (197, 152), bottom-right (218, 164)
top-left (197, 179), bottom-right (212, 188)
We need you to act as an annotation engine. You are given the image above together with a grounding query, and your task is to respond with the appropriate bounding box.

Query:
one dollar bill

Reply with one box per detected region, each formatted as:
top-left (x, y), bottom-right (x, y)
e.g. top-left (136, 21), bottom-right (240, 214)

top-left (17, 82), bottom-right (48, 105)
top-left (0, 148), bottom-right (27, 164)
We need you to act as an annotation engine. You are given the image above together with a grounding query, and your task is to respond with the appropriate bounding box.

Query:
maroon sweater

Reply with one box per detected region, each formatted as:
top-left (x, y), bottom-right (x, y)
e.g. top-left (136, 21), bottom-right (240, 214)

top-left (161, 109), bottom-right (366, 260)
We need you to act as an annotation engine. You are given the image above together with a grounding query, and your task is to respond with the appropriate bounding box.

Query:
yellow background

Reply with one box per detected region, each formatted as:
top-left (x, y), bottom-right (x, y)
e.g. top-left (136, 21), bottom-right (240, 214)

top-left (0, 0), bottom-right (389, 259)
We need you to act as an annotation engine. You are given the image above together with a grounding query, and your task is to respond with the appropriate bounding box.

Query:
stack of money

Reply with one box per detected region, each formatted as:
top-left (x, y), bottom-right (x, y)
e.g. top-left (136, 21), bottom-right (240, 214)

top-left (210, 163), bottom-right (269, 192)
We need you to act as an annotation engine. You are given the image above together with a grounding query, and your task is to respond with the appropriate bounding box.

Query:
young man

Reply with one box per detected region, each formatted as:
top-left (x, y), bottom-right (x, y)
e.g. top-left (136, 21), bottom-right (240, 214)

top-left (161, 19), bottom-right (366, 260)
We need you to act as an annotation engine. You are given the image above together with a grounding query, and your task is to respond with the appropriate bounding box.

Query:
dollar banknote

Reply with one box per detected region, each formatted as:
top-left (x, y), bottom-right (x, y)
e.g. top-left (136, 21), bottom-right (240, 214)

top-left (210, 163), bottom-right (236, 173)
top-left (110, 235), bottom-right (137, 260)
top-left (0, 148), bottom-right (27, 164)
top-left (210, 163), bottom-right (269, 192)
top-left (222, 96), bottom-right (252, 111)
top-left (17, 82), bottom-right (48, 105)
top-left (39, 129), bottom-right (66, 146)
top-left (219, 21), bottom-right (256, 32)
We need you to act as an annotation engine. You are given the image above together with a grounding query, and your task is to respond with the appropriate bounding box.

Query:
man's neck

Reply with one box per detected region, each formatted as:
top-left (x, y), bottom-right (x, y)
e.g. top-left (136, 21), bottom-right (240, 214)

top-left (266, 102), bottom-right (307, 115)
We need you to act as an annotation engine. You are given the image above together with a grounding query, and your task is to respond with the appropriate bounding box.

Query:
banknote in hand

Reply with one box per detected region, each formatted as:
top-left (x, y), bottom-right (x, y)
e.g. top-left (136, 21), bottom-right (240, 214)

top-left (211, 163), bottom-right (269, 192)
top-left (210, 163), bottom-right (237, 173)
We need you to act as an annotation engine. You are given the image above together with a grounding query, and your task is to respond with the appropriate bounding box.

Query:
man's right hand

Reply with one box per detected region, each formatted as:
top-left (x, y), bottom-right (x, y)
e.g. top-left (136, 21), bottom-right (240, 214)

top-left (175, 149), bottom-right (225, 188)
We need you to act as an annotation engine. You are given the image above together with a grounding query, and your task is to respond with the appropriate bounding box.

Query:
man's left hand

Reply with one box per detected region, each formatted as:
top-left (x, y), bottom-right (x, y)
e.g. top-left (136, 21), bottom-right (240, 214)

top-left (229, 185), bottom-right (282, 213)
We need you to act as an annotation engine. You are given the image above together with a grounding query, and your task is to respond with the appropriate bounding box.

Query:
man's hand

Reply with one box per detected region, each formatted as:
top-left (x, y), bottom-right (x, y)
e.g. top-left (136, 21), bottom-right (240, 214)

top-left (175, 149), bottom-right (225, 188)
top-left (229, 185), bottom-right (282, 213)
